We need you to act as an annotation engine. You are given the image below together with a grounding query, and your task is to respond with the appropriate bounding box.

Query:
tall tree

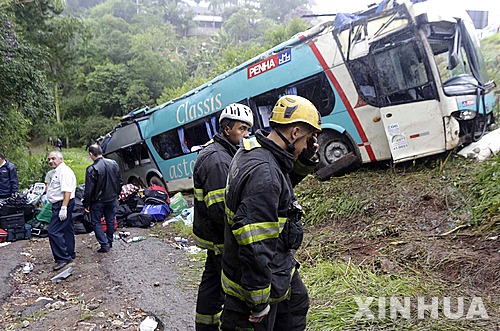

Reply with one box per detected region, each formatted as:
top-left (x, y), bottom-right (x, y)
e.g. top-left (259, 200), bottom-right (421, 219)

top-left (259, 0), bottom-right (307, 23)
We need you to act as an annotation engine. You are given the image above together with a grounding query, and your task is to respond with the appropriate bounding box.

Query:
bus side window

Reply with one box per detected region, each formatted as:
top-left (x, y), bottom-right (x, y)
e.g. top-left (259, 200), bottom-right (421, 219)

top-left (183, 121), bottom-right (212, 152)
top-left (177, 128), bottom-right (191, 154)
top-left (258, 105), bottom-right (273, 131)
top-left (152, 130), bottom-right (184, 160)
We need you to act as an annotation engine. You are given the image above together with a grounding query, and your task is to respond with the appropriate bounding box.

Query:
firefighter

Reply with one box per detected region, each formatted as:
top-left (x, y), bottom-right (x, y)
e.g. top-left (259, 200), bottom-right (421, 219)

top-left (221, 95), bottom-right (322, 330)
top-left (193, 103), bottom-right (254, 330)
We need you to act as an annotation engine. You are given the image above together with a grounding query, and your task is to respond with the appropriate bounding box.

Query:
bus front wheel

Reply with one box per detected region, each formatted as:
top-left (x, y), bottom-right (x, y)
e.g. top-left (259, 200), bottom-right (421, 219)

top-left (317, 130), bottom-right (355, 169)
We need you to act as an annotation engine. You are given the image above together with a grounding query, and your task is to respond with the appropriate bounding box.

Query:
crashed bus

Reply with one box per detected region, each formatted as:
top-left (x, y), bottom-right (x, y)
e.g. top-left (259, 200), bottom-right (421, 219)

top-left (99, 0), bottom-right (496, 192)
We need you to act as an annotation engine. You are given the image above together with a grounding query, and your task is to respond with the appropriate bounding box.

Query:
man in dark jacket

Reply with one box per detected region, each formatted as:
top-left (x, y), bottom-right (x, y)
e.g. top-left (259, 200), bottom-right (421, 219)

top-left (0, 152), bottom-right (18, 199)
top-left (84, 144), bottom-right (123, 252)
top-left (193, 103), bottom-right (254, 331)
top-left (221, 95), bottom-right (322, 331)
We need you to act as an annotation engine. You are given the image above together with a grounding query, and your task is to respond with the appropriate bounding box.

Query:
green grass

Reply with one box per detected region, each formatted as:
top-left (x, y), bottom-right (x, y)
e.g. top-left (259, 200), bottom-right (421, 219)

top-left (471, 153), bottom-right (500, 231)
top-left (301, 260), bottom-right (490, 331)
top-left (57, 148), bottom-right (91, 185)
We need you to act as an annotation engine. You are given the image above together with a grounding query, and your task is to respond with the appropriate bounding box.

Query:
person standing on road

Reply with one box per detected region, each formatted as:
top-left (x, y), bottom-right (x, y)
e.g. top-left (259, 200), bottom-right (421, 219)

top-left (221, 95), bottom-right (322, 330)
top-left (56, 138), bottom-right (63, 151)
top-left (0, 152), bottom-right (18, 199)
top-left (46, 151), bottom-right (77, 271)
top-left (83, 144), bottom-right (123, 253)
top-left (192, 103), bottom-right (254, 330)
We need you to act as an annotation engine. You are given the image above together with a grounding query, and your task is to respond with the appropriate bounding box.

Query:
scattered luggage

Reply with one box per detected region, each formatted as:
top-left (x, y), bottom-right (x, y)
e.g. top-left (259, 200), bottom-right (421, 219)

top-left (143, 188), bottom-right (170, 205)
top-left (0, 213), bottom-right (25, 230)
top-left (0, 228), bottom-right (7, 243)
top-left (141, 204), bottom-right (170, 221)
top-left (125, 213), bottom-right (153, 228)
top-left (7, 223), bottom-right (32, 242)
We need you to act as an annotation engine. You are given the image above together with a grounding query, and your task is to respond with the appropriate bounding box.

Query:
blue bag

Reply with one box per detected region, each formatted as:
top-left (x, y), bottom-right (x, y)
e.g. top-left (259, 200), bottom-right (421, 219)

top-left (141, 204), bottom-right (170, 222)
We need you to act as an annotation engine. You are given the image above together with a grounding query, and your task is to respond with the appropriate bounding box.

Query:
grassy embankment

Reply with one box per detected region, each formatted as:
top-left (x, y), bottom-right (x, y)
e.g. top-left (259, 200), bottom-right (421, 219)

top-left (298, 153), bottom-right (499, 330)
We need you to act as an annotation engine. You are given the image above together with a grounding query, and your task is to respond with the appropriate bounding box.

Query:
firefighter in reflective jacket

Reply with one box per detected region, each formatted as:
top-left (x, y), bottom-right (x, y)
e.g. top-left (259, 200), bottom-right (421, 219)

top-left (193, 103), bottom-right (254, 331)
top-left (221, 95), bottom-right (322, 330)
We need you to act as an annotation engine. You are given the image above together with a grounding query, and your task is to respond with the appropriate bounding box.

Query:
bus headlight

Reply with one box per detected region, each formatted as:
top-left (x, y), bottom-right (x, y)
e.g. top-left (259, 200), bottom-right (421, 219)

top-left (452, 110), bottom-right (476, 121)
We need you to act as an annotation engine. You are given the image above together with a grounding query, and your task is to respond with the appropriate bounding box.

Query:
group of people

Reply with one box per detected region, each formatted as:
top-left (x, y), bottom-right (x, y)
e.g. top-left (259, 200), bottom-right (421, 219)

top-left (3, 93), bottom-right (321, 330)
top-left (193, 95), bottom-right (322, 331)
top-left (0, 146), bottom-right (122, 272)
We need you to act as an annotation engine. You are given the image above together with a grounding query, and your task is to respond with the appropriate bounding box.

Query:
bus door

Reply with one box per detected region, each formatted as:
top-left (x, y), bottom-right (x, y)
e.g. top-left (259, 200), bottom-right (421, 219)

top-left (379, 101), bottom-right (445, 163)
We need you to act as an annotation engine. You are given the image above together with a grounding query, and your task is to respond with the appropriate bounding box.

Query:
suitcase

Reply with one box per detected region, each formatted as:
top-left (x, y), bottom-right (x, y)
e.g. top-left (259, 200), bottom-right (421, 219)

top-left (101, 217), bottom-right (118, 232)
top-left (30, 220), bottom-right (49, 237)
top-left (0, 228), bottom-right (7, 243)
top-left (7, 223), bottom-right (32, 242)
top-left (0, 204), bottom-right (34, 221)
top-left (0, 204), bottom-right (20, 216)
top-left (0, 213), bottom-right (25, 230)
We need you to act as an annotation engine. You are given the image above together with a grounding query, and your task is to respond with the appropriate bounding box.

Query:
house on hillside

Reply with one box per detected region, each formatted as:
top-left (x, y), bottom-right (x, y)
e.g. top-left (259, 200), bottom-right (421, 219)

top-left (188, 14), bottom-right (223, 37)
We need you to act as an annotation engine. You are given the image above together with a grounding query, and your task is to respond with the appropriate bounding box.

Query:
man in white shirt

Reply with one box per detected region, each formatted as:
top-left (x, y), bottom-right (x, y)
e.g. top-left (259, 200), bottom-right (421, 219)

top-left (46, 151), bottom-right (77, 271)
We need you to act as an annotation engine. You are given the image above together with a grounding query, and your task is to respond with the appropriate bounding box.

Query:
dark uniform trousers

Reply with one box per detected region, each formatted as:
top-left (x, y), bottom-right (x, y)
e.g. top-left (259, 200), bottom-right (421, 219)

top-left (221, 271), bottom-right (309, 331)
top-left (48, 199), bottom-right (75, 263)
top-left (196, 250), bottom-right (225, 330)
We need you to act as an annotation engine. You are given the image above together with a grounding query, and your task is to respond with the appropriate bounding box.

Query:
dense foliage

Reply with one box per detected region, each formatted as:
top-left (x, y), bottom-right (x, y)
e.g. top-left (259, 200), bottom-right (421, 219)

top-left (0, 0), bottom-right (311, 187)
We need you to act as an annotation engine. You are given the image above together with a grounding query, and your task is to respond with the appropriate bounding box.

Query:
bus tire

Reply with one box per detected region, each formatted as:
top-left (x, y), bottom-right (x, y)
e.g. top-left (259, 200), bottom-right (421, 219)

top-left (148, 175), bottom-right (166, 189)
top-left (129, 177), bottom-right (145, 188)
top-left (317, 130), bottom-right (357, 169)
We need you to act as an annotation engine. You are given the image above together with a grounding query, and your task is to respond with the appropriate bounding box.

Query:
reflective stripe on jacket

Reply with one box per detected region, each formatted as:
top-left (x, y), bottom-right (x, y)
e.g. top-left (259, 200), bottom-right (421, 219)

top-left (193, 133), bottom-right (237, 254)
top-left (222, 129), bottom-right (317, 313)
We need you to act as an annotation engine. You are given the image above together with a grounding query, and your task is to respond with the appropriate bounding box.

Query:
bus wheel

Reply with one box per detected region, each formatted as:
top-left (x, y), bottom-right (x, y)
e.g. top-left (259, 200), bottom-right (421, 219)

top-left (317, 130), bottom-right (354, 168)
top-left (129, 177), bottom-right (145, 188)
top-left (148, 175), bottom-right (166, 189)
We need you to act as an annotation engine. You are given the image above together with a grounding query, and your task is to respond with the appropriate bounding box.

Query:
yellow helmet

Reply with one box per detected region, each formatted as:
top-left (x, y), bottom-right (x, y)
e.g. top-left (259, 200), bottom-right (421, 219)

top-left (269, 95), bottom-right (322, 131)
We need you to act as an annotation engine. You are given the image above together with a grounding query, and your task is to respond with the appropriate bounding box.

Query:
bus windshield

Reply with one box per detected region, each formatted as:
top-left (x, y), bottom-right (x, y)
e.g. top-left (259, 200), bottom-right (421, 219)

top-left (348, 29), bottom-right (435, 107)
top-left (426, 20), bottom-right (491, 94)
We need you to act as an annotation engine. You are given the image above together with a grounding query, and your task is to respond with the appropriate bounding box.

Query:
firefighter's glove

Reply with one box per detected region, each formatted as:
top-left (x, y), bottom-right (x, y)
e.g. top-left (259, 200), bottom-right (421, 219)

top-left (249, 304), bottom-right (270, 323)
top-left (301, 133), bottom-right (319, 161)
top-left (59, 206), bottom-right (67, 221)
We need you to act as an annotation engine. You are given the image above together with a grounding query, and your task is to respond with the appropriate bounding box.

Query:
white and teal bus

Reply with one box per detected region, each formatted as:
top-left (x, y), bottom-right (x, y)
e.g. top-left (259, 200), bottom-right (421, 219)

top-left (100, 0), bottom-right (496, 192)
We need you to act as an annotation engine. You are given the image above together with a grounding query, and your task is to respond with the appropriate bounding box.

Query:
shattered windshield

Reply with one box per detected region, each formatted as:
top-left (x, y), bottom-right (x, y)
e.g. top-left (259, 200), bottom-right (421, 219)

top-left (426, 21), bottom-right (489, 88)
top-left (348, 29), bottom-right (435, 107)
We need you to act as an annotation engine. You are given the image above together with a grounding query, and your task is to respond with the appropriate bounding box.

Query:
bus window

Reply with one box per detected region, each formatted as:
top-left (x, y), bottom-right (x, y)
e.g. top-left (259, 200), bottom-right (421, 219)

top-left (258, 105), bottom-right (273, 130)
top-left (152, 130), bottom-right (184, 160)
top-left (117, 143), bottom-right (150, 170)
top-left (248, 91), bottom-right (278, 131)
top-left (184, 119), bottom-right (213, 151)
top-left (293, 72), bottom-right (335, 117)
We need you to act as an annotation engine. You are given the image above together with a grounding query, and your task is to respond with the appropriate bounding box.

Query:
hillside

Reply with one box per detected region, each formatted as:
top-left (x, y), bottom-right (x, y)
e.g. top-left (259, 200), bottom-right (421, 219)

top-left (297, 152), bottom-right (499, 330)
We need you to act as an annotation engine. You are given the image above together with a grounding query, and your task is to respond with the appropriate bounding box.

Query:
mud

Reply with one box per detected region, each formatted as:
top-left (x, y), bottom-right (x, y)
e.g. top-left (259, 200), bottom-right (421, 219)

top-left (0, 226), bottom-right (200, 330)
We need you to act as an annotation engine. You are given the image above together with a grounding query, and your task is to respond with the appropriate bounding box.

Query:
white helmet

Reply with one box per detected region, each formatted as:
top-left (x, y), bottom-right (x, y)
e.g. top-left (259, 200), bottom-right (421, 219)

top-left (219, 103), bottom-right (253, 127)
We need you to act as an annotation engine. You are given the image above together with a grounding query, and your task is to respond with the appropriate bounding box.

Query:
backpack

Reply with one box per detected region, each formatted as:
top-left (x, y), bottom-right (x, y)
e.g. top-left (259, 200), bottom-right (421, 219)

top-left (143, 186), bottom-right (170, 205)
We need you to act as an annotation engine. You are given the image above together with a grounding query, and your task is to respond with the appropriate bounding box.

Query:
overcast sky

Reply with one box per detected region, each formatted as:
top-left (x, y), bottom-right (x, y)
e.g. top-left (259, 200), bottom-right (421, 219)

top-left (311, 0), bottom-right (499, 24)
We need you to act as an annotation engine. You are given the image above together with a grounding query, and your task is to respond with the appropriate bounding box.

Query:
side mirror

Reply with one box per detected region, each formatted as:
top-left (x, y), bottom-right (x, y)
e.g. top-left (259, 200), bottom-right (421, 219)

top-left (447, 22), bottom-right (461, 70)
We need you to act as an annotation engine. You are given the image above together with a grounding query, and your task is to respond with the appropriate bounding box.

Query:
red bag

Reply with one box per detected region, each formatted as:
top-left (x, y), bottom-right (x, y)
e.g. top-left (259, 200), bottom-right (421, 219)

top-left (101, 217), bottom-right (118, 232)
top-left (0, 228), bottom-right (7, 243)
